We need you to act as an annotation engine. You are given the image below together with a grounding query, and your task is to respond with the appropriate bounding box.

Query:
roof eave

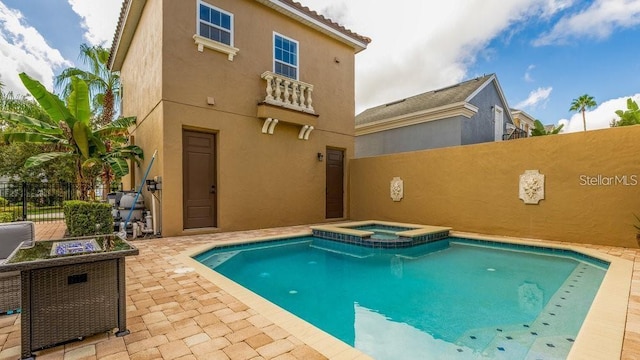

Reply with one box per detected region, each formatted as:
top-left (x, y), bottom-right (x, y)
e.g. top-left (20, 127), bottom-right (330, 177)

top-left (256, 0), bottom-right (369, 53)
top-left (109, 0), bottom-right (147, 71)
top-left (466, 74), bottom-right (514, 124)
top-left (355, 102), bottom-right (478, 136)
top-left (511, 109), bottom-right (536, 123)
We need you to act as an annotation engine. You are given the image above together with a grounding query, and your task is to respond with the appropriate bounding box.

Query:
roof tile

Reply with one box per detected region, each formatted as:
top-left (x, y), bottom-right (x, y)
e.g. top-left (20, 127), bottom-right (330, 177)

top-left (355, 74), bottom-right (495, 126)
top-left (109, 0), bottom-right (370, 67)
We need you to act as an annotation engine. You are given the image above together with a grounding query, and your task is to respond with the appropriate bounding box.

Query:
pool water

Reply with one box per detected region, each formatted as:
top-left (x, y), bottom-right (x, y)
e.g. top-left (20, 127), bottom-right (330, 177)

top-left (352, 224), bottom-right (412, 240)
top-left (195, 237), bottom-right (607, 359)
top-left (351, 224), bottom-right (415, 233)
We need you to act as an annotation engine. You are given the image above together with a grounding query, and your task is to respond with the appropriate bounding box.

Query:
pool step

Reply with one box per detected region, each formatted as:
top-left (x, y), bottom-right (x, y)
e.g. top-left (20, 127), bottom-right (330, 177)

top-left (309, 244), bottom-right (374, 259)
top-left (455, 264), bottom-right (604, 359)
top-left (198, 251), bottom-right (240, 268)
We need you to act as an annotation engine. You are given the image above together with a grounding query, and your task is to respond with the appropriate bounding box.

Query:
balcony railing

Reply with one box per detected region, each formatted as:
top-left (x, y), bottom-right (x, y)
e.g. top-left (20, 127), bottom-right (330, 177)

top-left (261, 71), bottom-right (315, 114)
top-left (503, 127), bottom-right (529, 140)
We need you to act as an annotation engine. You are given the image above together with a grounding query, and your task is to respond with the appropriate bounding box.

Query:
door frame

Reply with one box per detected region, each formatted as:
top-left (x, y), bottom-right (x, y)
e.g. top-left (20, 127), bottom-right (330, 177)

top-left (182, 128), bottom-right (218, 229)
top-left (325, 147), bottom-right (345, 219)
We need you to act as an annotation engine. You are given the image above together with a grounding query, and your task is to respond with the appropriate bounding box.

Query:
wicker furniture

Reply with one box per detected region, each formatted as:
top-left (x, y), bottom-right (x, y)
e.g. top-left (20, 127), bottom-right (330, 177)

top-left (0, 221), bottom-right (35, 314)
top-left (0, 235), bottom-right (138, 360)
top-left (0, 271), bottom-right (20, 314)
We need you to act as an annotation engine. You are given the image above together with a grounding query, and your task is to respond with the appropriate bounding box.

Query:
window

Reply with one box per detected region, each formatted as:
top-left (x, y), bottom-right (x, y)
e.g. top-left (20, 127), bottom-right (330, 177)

top-left (198, 2), bottom-right (233, 46)
top-left (274, 33), bottom-right (298, 80)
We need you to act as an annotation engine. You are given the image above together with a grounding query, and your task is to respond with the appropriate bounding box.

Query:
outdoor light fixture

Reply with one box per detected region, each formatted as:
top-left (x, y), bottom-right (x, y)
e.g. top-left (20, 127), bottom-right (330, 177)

top-left (317, 152), bottom-right (324, 161)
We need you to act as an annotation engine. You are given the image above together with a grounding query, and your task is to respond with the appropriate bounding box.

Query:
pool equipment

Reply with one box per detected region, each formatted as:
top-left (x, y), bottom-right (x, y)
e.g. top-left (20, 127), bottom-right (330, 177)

top-left (117, 149), bottom-right (157, 239)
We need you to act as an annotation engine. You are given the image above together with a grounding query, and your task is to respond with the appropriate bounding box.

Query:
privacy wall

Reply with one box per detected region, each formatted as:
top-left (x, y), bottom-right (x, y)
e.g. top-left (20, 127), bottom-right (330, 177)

top-left (350, 125), bottom-right (640, 248)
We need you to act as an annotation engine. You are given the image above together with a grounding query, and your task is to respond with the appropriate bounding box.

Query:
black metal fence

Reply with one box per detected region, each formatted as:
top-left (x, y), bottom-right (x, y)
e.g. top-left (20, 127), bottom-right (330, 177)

top-left (0, 182), bottom-right (122, 223)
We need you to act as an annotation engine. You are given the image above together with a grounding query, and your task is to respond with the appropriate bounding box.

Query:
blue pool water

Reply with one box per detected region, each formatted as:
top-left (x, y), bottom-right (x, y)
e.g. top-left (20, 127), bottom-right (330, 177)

top-left (350, 224), bottom-right (415, 233)
top-left (195, 237), bottom-right (607, 359)
top-left (350, 224), bottom-right (413, 240)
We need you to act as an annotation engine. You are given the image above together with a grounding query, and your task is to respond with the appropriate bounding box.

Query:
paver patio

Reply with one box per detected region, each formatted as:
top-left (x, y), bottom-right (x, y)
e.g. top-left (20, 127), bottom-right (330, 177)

top-left (1, 221), bottom-right (639, 359)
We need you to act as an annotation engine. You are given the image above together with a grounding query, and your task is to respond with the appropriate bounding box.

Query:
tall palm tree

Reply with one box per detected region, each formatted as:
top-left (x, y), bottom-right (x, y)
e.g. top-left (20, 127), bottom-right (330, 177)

top-left (0, 73), bottom-right (142, 200)
top-left (569, 94), bottom-right (597, 132)
top-left (55, 44), bottom-right (120, 125)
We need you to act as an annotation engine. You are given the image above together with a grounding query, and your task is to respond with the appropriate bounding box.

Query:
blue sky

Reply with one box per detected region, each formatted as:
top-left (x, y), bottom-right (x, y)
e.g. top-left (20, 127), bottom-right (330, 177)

top-left (1, 0), bottom-right (639, 133)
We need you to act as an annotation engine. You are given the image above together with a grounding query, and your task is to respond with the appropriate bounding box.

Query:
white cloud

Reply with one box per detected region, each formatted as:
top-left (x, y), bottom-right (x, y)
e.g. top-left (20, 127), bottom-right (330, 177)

top-left (524, 64), bottom-right (536, 82)
top-left (0, 3), bottom-right (71, 95)
top-left (67, 0), bottom-right (122, 47)
top-left (541, 0), bottom-right (575, 17)
top-left (515, 87), bottom-right (553, 109)
top-left (301, 0), bottom-right (577, 113)
top-left (557, 94), bottom-right (640, 132)
top-left (534, 0), bottom-right (640, 46)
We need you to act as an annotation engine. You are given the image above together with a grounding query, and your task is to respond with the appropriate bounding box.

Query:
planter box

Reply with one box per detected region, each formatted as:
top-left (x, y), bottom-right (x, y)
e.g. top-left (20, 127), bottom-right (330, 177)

top-left (0, 235), bottom-right (138, 359)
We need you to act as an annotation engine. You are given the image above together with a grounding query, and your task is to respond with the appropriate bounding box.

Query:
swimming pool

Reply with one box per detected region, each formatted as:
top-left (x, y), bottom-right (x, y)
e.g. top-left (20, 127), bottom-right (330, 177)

top-left (194, 236), bottom-right (608, 359)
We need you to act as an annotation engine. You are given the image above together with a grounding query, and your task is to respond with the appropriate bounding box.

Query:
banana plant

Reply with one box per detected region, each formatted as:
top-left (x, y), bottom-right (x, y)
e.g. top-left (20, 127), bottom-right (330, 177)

top-left (530, 119), bottom-right (564, 136)
top-left (612, 98), bottom-right (640, 127)
top-left (0, 73), bottom-right (143, 199)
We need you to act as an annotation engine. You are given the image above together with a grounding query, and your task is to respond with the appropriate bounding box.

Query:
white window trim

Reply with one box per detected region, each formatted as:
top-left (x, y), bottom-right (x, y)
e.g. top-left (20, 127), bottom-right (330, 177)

top-left (273, 32), bottom-right (299, 80)
top-left (194, 1), bottom-right (239, 61)
top-left (193, 35), bottom-right (239, 60)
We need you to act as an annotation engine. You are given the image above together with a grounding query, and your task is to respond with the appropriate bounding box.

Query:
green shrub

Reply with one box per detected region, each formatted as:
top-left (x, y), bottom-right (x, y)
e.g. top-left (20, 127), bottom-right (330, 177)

top-left (0, 197), bottom-right (7, 207)
top-left (63, 200), bottom-right (113, 236)
top-left (0, 207), bottom-right (22, 222)
top-left (0, 211), bottom-right (14, 222)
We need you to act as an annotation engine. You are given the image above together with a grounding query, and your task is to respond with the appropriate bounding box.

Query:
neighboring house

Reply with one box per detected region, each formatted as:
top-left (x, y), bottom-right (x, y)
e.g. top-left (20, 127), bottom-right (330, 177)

top-left (355, 74), bottom-right (515, 157)
top-left (544, 124), bottom-right (559, 133)
top-left (109, 0), bottom-right (369, 236)
top-left (509, 109), bottom-right (535, 139)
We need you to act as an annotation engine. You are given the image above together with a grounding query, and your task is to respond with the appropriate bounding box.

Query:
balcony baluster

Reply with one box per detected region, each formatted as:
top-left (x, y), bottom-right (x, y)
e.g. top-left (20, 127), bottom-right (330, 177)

top-left (261, 71), bottom-right (315, 114)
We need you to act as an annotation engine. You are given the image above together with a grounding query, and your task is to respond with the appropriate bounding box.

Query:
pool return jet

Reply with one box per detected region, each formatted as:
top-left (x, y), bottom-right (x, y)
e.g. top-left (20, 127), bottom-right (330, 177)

top-left (117, 149), bottom-right (157, 240)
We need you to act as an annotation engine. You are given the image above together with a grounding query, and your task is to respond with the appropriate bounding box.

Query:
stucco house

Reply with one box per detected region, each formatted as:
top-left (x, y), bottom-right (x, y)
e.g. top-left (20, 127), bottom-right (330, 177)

top-left (354, 74), bottom-right (515, 157)
top-left (509, 108), bottom-right (536, 139)
top-left (109, 0), bottom-right (369, 236)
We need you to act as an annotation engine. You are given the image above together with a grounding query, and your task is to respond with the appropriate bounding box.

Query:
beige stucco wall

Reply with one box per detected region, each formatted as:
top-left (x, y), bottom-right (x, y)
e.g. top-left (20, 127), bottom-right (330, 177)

top-left (118, 0), bottom-right (164, 214)
top-left (159, 102), bottom-right (352, 236)
top-left (119, 0), bottom-right (358, 236)
top-left (160, 0), bottom-right (356, 136)
top-left (350, 126), bottom-right (640, 248)
top-left (120, 0), bottom-right (163, 128)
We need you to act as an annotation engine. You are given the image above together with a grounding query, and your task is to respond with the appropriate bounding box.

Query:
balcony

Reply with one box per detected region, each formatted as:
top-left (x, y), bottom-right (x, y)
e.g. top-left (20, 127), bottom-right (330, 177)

top-left (257, 71), bottom-right (318, 140)
top-left (503, 127), bottom-right (529, 140)
top-left (260, 71), bottom-right (315, 113)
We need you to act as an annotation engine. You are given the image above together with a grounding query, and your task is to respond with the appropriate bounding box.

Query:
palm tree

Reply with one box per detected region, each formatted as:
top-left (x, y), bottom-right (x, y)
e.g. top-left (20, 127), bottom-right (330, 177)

top-left (0, 73), bottom-right (142, 200)
top-left (569, 94), bottom-right (597, 132)
top-left (55, 44), bottom-right (120, 125)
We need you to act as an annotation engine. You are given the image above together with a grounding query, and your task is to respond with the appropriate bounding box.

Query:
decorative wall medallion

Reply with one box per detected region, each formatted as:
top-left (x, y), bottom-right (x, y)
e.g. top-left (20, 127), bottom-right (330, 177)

top-left (390, 177), bottom-right (404, 202)
top-left (519, 170), bottom-right (545, 204)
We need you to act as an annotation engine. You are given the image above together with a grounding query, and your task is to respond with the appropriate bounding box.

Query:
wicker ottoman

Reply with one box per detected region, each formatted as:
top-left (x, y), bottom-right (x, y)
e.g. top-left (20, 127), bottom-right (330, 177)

top-left (0, 270), bottom-right (20, 314)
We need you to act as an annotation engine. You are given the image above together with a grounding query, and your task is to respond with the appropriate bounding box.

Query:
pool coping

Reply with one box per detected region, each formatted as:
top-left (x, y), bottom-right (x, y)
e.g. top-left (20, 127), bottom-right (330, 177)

top-left (176, 229), bottom-right (632, 360)
top-left (310, 220), bottom-right (452, 239)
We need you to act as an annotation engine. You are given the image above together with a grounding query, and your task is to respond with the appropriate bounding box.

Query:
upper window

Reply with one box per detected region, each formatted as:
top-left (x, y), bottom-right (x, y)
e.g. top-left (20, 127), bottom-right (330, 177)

top-left (198, 2), bottom-right (233, 46)
top-left (274, 33), bottom-right (298, 80)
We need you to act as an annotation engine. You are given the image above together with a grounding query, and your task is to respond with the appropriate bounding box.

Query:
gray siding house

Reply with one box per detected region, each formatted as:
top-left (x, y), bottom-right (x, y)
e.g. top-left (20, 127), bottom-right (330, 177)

top-left (355, 74), bottom-right (515, 157)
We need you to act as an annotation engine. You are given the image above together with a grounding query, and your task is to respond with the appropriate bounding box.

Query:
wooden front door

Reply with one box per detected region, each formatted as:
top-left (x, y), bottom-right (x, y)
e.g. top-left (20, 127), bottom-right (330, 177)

top-left (183, 130), bottom-right (217, 229)
top-left (326, 148), bottom-right (344, 218)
